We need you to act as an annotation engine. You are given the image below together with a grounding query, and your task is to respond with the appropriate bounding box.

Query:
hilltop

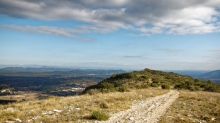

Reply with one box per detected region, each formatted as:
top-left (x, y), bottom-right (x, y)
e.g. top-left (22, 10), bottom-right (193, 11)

top-left (83, 69), bottom-right (220, 94)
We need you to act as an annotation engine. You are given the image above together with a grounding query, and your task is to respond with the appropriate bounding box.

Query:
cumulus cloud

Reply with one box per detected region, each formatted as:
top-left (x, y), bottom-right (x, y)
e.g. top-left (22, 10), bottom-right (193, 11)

top-left (0, 0), bottom-right (220, 39)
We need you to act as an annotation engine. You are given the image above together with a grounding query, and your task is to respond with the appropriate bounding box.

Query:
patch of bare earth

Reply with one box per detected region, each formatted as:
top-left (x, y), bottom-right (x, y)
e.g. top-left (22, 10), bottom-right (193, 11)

top-left (97, 90), bottom-right (179, 123)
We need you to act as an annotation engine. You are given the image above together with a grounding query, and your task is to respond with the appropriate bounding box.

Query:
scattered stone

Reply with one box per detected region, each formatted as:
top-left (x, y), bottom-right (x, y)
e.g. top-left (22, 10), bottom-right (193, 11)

top-left (54, 109), bottom-right (62, 113)
top-left (15, 118), bottom-right (22, 122)
top-left (42, 111), bottom-right (54, 115)
top-left (42, 112), bottom-right (47, 115)
top-left (76, 108), bottom-right (81, 110)
top-left (187, 114), bottom-right (193, 117)
top-left (129, 117), bottom-right (135, 121)
top-left (27, 119), bottom-right (32, 123)
top-left (5, 121), bottom-right (15, 123)
top-left (48, 111), bottom-right (53, 115)
top-left (32, 116), bottom-right (41, 120)
top-left (5, 108), bottom-right (14, 111)
top-left (211, 117), bottom-right (215, 121)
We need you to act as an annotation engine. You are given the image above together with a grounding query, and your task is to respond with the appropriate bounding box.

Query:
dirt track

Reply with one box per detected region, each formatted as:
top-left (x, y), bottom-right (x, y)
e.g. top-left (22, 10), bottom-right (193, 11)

top-left (98, 90), bottom-right (179, 123)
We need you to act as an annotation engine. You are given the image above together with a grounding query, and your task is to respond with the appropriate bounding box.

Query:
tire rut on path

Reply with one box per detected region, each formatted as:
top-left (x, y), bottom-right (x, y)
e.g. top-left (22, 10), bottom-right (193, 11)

top-left (98, 90), bottom-right (179, 123)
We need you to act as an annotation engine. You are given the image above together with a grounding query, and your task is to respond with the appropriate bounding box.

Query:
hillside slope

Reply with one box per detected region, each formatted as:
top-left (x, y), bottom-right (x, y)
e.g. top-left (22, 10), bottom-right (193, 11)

top-left (0, 89), bottom-right (168, 122)
top-left (83, 69), bottom-right (220, 93)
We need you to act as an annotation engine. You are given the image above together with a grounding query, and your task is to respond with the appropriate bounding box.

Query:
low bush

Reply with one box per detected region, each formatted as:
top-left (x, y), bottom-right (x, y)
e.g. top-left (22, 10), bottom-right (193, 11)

top-left (90, 110), bottom-right (109, 121)
top-left (161, 84), bottom-right (170, 89)
top-left (150, 83), bottom-right (160, 87)
top-left (117, 86), bottom-right (128, 92)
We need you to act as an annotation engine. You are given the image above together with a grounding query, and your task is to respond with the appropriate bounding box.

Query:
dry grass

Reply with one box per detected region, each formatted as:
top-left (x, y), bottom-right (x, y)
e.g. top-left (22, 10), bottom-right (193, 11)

top-left (0, 88), bottom-right (168, 122)
top-left (159, 91), bottom-right (220, 123)
top-left (0, 91), bottom-right (48, 102)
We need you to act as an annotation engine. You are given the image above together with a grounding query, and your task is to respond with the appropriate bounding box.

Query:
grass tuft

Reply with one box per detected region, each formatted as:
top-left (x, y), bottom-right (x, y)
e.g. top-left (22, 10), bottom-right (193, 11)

top-left (90, 109), bottom-right (110, 121)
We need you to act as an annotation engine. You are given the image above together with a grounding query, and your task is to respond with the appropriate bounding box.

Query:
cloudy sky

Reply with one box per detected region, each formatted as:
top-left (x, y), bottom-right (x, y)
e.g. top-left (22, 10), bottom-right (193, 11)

top-left (0, 0), bottom-right (220, 70)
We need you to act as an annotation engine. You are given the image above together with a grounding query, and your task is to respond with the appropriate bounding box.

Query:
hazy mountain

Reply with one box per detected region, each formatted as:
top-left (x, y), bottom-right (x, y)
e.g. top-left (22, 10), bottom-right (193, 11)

top-left (165, 70), bottom-right (210, 77)
top-left (0, 67), bottom-right (70, 73)
top-left (198, 70), bottom-right (220, 79)
top-left (0, 67), bottom-right (125, 77)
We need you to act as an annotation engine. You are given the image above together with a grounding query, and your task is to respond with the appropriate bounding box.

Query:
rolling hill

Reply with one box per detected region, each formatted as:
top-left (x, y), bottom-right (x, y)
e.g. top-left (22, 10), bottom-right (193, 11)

top-left (83, 69), bottom-right (220, 94)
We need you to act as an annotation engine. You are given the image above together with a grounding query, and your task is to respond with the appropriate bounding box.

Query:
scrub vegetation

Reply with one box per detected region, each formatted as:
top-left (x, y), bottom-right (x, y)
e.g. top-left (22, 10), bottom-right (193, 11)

top-left (83, 69), bottom-right (220, 94)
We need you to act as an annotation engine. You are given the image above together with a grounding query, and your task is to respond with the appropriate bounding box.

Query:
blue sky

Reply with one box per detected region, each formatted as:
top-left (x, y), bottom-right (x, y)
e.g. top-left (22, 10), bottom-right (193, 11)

top-left (0, 0), bottom-right (220, 70)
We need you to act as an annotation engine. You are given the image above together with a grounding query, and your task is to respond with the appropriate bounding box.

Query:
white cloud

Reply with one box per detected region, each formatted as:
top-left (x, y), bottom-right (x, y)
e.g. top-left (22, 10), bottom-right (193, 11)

top-left (168, 24), bottom-right (217, 34)
top-left (1, 25), bottom-right (92, 41)
top-left (211, 48), bottom-right (220, 52)
top-left (0, 0), bottom-right (220, 38)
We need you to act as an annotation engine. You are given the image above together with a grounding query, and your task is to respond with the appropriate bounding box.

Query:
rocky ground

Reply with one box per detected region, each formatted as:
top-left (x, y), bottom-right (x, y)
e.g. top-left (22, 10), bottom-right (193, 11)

top-left (97, 90), bottom-right (179, 123)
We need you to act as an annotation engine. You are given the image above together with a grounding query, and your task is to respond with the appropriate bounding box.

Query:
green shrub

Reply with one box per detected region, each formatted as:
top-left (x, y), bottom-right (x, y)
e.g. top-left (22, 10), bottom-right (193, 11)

top-left (117, 86), bottom-right (127, 92)
top-left (161, 84), bottom-right (170, 89)
top-left (99, 82), bottom-right (115, 89)
top-left (174, 83), bottom-right (187, 89)
top-left (135, 85), bottom-right (142, 89)
top-left (99, 82), bottom-right (115, 92)
top-left (150, 83), bottom-right (160, 87)
top-left (204, 85), bottom-right (217, 92)
top-left (187, 85), bottom-right (196, 91)
top-left (136, 84), bottom-right (149, 89)
top-left (194, 86), bottom-right (200, 91)
top-left (141, 84), bottom-right (149, 88)
top-left (90, 110), bottom-right (109, 121)
top-left (88, 89), bottom-right (100, 95)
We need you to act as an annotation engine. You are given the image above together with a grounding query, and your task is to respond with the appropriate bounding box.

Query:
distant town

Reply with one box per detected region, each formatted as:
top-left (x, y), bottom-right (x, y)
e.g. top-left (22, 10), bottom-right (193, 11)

top-left (0, 67), bottom-right (125, 104)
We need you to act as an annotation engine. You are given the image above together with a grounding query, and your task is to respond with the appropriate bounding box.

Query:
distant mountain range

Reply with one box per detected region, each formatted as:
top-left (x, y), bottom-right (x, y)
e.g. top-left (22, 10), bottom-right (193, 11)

top-left (0, 67), bottom-right (71, 73)
top-left (167, 70), bottom-right (220, 84)
top-left (198, 70), bottom-right (220, 79)
top-left (0, 67), bottom-right (219, 82)
top-left (0, 67), bottom-right (125, 77)
top-left (166, 70), bottom-right (208, 77)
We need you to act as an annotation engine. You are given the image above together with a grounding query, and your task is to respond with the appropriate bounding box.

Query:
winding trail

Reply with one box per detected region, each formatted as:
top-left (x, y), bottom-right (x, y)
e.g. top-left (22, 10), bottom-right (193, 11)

top-left (99, 90), bottom-right (179, 123)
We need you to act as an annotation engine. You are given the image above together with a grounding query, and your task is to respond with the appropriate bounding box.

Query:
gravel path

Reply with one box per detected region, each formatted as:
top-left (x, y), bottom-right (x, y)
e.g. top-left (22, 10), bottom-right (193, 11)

top-left (98, 90), bottom-right (179, 123)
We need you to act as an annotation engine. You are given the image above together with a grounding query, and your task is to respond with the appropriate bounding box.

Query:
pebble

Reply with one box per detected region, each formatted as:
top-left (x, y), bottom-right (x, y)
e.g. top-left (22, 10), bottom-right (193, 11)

top-left (15, 118), bottom-right (22, 122)
top-left (76, 108), bottom-right (81, 110)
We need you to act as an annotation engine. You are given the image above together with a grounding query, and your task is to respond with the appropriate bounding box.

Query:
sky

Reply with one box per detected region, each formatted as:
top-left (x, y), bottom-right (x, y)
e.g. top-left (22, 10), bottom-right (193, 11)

top-left (0, 0), bottom-right (220, 70)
